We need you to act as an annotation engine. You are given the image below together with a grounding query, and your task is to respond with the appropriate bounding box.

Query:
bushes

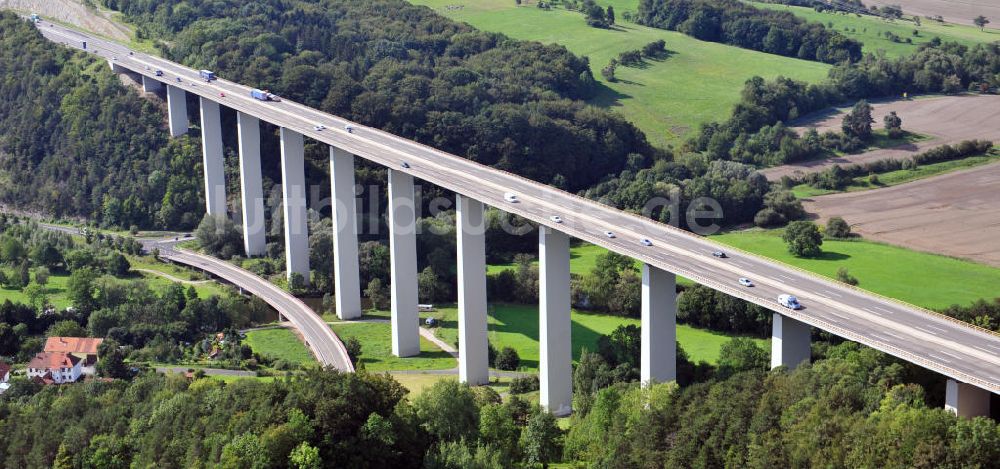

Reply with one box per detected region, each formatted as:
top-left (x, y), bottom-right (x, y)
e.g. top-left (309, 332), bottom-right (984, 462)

top-left (510, 375), bottom-right (540, 394)
top-left (495, 346), bottom-right (521, 371)
top-left (825, 216), bottom-right (851, 238)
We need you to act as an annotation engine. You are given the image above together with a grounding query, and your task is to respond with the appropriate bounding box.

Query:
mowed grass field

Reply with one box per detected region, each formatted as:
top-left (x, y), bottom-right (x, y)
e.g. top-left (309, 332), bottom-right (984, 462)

top-left (329, 321), bottom-right (457, 371)
top-left (409, 0), bottom-right (831, 146)
top-left (426, 303), bottom-right (767, 369)
top-left (712, 229), bottom-right (1000, 310)
top-left (244, 328), bottom-right (317, 365)
top-left (750, 2), bottom-right (1000, 58)
top-left (487, 242), bottom-right (609, 276)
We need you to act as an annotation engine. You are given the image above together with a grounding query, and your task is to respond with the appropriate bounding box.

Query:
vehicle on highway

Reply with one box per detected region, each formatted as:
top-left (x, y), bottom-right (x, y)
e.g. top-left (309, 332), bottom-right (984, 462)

top-left (250, 89), bottom-right (280, 102)
top-left (199, 69), bottom-right (216, 82)
top-left (605, 231), bottom-right (616, 239)
top-left (550, 215), bottom-right (563, 224)
top-left (30, 13), bottom-right (40, 23)
top-left (344, 124), bottom-right (354, 133)
top-left (219, 92), bottom-right (225, 98)
top-left (314, 124), bottom-right (326, 131)
top-left (418, 304), bottom-right (436, 312)
top-left (504, 192), bottom-right (519, 203)
top-left (129, 51), bottom-right (133, 56)
top-left (738, 277), bottom-right (754, 287)
top-left (155, 69), bottom-right (163, 76)
top-left (712, 251), bottom-right (727, 258)
top-left (400, 161), bottom-right (410, 169)
top-left (778, 294), bottom-right (802, 310)
top-left (640, 238), bottom-right (653, 246)
top-left (176, 77), bottom-right (182, 83)
top-left (184, 233), bottom-right (192, 238)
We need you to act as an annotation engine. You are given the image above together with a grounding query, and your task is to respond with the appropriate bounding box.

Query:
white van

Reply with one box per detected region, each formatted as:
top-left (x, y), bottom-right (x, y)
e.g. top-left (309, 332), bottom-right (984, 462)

top-left (778, 294), bottom-right (802, 310)
top-left (418, 304), bottom-right (436, 312)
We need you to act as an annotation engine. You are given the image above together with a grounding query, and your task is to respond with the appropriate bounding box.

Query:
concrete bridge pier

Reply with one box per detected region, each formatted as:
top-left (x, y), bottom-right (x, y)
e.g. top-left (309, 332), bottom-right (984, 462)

top-left (166, 85), bottom-right (188, 137)
top-left (330, 147), bottom-right (362, 320)
top-left (641, 264), bottom-right (677, 385)
top-left (388, 169), bottom-right (419, 357)
top-left (279, 127), bottom-right (310, 284)
top-left (771, 313), bottom-right (811, 370)
top-left (199, 98), bottom-right (226, 217)
top-left (237, 112), bottom-right (266, 257)
top-left (945, 379), bottom-right (991, 418)
top-left (457, 195), bottom-right (489, 385)
top-left (141, 75), bottom-right (163, 93)
top-left (539, 227), bottom-right (572, 416)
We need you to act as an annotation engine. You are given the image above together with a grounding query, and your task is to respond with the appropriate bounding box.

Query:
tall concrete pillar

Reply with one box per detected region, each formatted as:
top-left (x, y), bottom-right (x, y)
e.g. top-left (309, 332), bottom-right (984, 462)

top-left (771, 313), bottom-right (811, 370)
top-left (199, 98), bottom-right (226, 217)
top-left (945, 379), bottom-right (991, 418)
top-left (237, 112), bottom-right (266, 257)
top-left (388, 169), bottom-right (419, 357)
top-left (539, 227), bottom-right (572, 416)
top-left (166, 84), bottom-right (188, 137)
top-left (457, 195), bottom-right (489, 385)
top-left (641, 264), bottom-right (677, 385)
top-left (330, 147), bottom-right (362, 320)
top-left (280, 127), bottom-right (310, 284)
top-left (141, 76), bottom-right (163, 93)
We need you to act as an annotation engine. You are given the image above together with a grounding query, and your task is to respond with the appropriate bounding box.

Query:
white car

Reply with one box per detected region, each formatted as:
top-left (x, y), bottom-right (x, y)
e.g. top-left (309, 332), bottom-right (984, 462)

top-left (640, 239), bottom-right (653, 247)
top-left (344, 124), bottom-right (354, 133)
top-left (738, 277), bottom-right (754, 287)
top-left (314, 124), bottom-right (326, 131)
top-left (778, 294), bottom-right (802, 310)
top-left (550, 215), bottom-right (563, 224)
top-left (504, 192), bottom-right (518, 203)
top-left (604, 231), bottom-right (616, 239)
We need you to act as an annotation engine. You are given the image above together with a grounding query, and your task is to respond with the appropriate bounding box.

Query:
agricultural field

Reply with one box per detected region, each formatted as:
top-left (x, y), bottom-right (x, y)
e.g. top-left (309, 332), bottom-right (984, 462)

top-left (424, 303), bottom-right (768, 369)
top-left (712, 229), bottom-right (1000, 309)
top-left (751, 2), bottom-right (1000, 58)
top-left (410, 0), bottom-right (830, 146)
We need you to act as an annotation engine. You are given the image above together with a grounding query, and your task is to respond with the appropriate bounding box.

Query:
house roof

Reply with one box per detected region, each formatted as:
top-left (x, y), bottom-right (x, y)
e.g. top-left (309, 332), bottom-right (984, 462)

top-left (0, 362), bottom-right (10, 377)
top-left (28, 352), bottom-right (81, 370)
top-left (44, 337), bottom-right (103, 355)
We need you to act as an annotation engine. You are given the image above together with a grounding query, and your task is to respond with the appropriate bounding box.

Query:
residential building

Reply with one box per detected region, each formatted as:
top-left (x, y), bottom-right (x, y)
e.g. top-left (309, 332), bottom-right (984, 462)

top-left (27, 352), bottom-right (82, 384)
top-left (44, 336), bottom-right (103, 374)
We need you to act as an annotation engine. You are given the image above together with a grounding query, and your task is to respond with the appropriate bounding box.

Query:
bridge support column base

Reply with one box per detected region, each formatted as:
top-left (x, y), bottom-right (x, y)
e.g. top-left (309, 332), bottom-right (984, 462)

top-left (945, 379), bottom-right (991, 418)
top-left (457, 195), bottom-right (489, 386)
top-left (142, 75), bottom-right (163, 93)
top-left (771, 313), bottom-right (811, 370)
top-left (641, 264), bottom-right (676, 385)
top-left (389, 169), bottom-right (419, 358)
top-left (539, 227), bottom-right (572, 416)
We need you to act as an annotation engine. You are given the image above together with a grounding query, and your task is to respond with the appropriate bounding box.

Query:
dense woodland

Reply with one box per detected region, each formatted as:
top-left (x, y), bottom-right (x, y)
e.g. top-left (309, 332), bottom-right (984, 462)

top-left (636, 0), bottom-right (864, 63)
top-left (0, 14), bottom-right (205, 229)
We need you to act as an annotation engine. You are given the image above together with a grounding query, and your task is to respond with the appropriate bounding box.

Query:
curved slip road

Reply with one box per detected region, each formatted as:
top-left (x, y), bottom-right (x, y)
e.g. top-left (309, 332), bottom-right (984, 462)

top-left (35, 24), bottom-right (1000, 394)
top-left (153, 240), bottom-right (354, 372)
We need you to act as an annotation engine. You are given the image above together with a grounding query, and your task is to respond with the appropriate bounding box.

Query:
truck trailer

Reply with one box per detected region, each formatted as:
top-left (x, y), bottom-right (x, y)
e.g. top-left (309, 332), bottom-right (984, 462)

top-left (199, 69), bottom-right (216, 81)
top-left (250, 89), bottom-right (280, 102)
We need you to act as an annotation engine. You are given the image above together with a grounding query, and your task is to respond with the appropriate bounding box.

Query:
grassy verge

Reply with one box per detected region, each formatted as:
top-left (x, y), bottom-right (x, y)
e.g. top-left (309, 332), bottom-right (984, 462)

top-left (410, 0), bottom-right (830, 146)
top-left (712, 229), bottom-right (1000, 310)
top-left (329, 321), bottom-right (457, 372)
top-left (423, 303), bottom-right (767, 369)
top-left (750, 2), bottom-right (1000, 58)
top-left (243, 328), bottom-right (317, 365)
top-left (792, 152), bottom-right (1000, 198)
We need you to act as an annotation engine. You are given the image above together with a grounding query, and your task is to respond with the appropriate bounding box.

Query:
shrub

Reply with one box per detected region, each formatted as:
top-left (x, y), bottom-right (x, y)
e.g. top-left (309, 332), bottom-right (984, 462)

top-left (825, 216), bottom-right (851, 238)
top-left (837, 267), bottom-right (859, 286)
top-left (510, 375), bottom-right (540, 394)
top-left (495, 346), bottom-right (521, 371)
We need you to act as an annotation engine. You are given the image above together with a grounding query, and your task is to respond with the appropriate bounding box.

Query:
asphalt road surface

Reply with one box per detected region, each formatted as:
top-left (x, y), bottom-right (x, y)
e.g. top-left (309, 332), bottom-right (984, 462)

top-left (34, 23), bottom-right (1000, 393)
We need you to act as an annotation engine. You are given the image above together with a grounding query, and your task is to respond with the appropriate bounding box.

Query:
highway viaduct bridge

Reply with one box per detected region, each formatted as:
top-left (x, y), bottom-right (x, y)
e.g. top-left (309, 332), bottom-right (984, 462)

top-left (35, 22), bottom-right (999, 417)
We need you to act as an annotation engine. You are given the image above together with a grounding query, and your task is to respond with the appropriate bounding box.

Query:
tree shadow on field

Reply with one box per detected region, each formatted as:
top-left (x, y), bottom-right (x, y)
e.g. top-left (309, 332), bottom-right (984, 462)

top-left (812, 251), bottom-right (851, 262)
top-left (589, 80), bottom-right (633, 108)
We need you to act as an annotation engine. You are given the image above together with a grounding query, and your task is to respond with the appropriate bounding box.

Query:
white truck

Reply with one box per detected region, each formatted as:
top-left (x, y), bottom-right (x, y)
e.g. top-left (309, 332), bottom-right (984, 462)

top-left (778, 294), bottom-right (802, 310)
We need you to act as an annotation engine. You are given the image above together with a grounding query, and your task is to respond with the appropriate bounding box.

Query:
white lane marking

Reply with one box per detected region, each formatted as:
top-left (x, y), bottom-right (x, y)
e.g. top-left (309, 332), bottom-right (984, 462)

top-left (927, 353), bottom-right (952, 364)
top-left (777, 274), bottom-right (794, 281)
top-left (923, 323), bottom-right (949, 333)
top-left (914, 326), bottom-right (939, 336)
top-left (822, 290), bottom-right (842, 298)
top-left (873, 306), bottom-right (894, 314)
top-left (813, 292), bottom-right (831, 299)
top-left (939, 350), bottom-right (964, 361)
top-left (973, 345), bottom-right (994, 354)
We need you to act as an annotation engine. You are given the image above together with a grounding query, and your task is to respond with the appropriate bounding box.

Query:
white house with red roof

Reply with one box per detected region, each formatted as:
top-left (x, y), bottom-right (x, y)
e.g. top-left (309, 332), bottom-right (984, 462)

top-left (27, 352), bottom-right (82, 384)
top-left (44, 337), bottom-right (102, 375)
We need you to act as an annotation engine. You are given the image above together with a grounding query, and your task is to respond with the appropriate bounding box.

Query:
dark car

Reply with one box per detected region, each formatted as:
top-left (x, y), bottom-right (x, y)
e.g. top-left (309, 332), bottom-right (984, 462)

top-left (712, 251), bottom-right (727, 258)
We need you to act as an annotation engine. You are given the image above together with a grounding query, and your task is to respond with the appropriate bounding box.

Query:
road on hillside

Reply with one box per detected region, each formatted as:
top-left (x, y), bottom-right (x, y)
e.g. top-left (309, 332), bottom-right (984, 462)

top-left (34, 24), bottom-right (1000, 393)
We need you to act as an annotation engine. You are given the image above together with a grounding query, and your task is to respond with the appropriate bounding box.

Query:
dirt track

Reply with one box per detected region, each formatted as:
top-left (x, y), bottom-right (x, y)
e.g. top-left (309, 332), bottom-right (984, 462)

top-left (0, 0), bottom-right (130, 40)
top-left (866, 0), bottom-right (1000, 30)
top-left (803, 161), bottom-right (1000, 267)
top-left (761, 94), bottom-right (1000, 181)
